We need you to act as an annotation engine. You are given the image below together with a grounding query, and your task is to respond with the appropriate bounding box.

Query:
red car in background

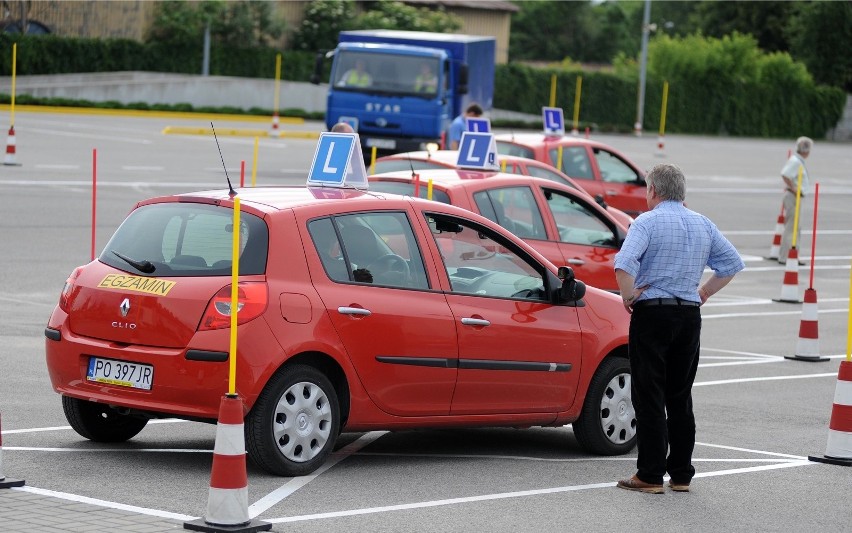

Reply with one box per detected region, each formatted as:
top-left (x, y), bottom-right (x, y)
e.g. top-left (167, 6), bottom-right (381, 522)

top-left (494, 134), bottom-right (648, 217)
top-left (369, 169), bottom-right (628, 292)
top-left (372, 150), bottom-right (633, 229)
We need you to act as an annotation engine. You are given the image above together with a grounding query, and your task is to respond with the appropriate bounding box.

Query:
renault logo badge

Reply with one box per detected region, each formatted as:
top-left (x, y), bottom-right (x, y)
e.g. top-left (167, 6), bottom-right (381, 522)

top-left (119, 298), bottom-right (131, 317)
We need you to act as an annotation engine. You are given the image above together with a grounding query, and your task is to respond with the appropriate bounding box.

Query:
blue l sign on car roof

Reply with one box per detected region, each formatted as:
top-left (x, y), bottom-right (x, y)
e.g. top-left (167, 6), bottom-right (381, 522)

top-left (307, 133), bottom-right (368, 188)
top-left (465, 117), bottom-right (491, 133)
top-left (456, 132), bottom-right (499, 170)
top-left (542, 107), bottom-right (565, 136)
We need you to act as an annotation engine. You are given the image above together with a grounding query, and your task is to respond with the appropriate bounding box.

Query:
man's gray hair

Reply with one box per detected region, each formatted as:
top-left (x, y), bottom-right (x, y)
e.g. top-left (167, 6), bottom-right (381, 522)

top-left (646, 163), bottom-right (686, 202)
top-left (331, 122), bottom-right (354, 133)
top-left (796, 136), bottom-right (813, 155)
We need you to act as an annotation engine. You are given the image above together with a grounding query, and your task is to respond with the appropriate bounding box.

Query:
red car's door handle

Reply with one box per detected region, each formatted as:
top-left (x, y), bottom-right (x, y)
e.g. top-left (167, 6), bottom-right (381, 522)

top-left (461, 317), bottom-right (490, 327)
top-left (567, 258), bottom-right (585, 266)
top-left (338, 306), bottom-right (371, 317)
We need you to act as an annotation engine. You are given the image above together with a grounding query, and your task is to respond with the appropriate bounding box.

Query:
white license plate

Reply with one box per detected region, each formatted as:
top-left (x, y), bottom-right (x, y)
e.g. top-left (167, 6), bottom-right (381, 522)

top-left (87, 357), bottom-right (153, 390)
top-left (365, 138), bottom-right (396, 149)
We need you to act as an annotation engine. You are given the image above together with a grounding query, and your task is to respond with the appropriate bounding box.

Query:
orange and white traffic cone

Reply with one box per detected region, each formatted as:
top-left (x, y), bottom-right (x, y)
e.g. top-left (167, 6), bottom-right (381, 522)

top-left (766, 208), bottom-right (785, 260)
top-left (786, 288), bottom-right (828, 362)
top-left (3, 125), bottom-right (20, 166)
top-left (270, 112), bottom-right (280, 138)
top-left (774, 247), bottom-right (801, 303)
top-left (184, 395), bottom-right (270, 532)
top-left (0, 412), bottom-right (25, 489)
top-left (809, 360), bottom-right (852, 466)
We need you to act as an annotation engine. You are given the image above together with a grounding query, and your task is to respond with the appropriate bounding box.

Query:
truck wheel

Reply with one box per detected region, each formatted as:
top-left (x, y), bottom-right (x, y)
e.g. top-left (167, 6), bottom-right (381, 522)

top-left (246, 364), bottom-right (340, 476)
top-left (572, 357), bottom-right (637, 455)
top-left (62, 396), bottom-right (148, 442)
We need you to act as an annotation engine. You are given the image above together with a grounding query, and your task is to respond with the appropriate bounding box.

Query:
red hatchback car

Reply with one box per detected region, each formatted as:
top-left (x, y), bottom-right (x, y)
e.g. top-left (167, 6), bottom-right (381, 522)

top-left (495, 134), bottom-right (648, 217)
top-left (45, 186), bottom-right (635, 477)
top-left (370, 170), bottom-right (628, 292)
top-left (372, 149), bottom-right (633, 229)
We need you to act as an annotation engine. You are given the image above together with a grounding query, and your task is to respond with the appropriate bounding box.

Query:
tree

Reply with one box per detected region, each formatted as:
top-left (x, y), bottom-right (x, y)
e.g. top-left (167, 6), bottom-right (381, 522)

top-left (787, 1), bottom-right (852, 91)
top-left (145, 0), bottom-right (284, 48)
top-left (290, 0), bottom-right (354, 52)
top-left (509, 0), bottom-right (596, 62)
top-left (691, 1), bottom-right (795, 53)
top-left (350, 0), bottom-right (461, 33)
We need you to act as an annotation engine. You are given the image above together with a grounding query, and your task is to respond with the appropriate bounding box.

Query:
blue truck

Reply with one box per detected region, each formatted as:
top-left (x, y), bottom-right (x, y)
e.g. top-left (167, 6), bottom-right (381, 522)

top-left (315, 29), bottom-right (496, 154)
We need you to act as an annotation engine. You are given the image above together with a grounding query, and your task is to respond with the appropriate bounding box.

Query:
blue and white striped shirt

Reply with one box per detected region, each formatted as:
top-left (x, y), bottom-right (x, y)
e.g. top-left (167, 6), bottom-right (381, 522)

top-left (614, 201), bottom-right (745, 303)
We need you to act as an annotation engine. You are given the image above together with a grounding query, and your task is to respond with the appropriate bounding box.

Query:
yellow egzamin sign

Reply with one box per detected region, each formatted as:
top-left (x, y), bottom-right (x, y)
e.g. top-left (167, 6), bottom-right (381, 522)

top-left (98, 274), bottom-right (176, 296)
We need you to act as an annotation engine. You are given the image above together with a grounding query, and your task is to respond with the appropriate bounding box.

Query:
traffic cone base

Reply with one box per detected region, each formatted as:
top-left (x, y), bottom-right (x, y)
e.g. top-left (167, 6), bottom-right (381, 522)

top-left (809, 361), bottom-right (852, 466)
top-left (184, 395), bottom-right (270, 532)
top-left (655, 135), bottom-right (665, 157)
top-left (773, 248), bottom-right (801, 303)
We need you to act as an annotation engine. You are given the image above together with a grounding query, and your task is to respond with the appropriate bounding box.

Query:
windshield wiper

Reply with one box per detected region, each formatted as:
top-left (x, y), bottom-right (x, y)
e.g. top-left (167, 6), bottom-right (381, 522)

top-left (112, 251), bottom-right (156, 274)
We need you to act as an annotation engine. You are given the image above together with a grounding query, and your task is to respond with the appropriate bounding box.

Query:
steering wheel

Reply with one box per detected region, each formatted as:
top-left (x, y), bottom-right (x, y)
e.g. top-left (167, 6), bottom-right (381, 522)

top-left (367, 254), bottom-right (410, 278)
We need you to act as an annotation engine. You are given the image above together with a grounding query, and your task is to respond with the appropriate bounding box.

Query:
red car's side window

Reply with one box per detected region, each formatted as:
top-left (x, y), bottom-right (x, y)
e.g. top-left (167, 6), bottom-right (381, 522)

top-left (549, 146), bottom-right (593, 180)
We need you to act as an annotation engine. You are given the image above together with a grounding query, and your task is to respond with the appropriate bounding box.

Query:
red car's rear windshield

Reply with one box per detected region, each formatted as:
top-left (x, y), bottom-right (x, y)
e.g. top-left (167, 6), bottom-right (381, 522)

top-left (99, 203), bottom-right (268, 277)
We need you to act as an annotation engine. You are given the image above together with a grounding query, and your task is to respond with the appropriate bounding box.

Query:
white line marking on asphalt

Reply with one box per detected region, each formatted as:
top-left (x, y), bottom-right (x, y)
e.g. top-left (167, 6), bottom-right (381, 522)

top-left (694, 372), bottom-right (837, 387)
top-left (723, 230), bottom-right (852, 236)
top-left (0, 179), bottom-right (221, 188)
top-left (28, 128), bottom-right (153, 144)
top-left (695, 441), bottom-right (807, 460)
top-left (265, 461), bottom-right (812, 524)
top-left (703, 297), bottom-right (848, 308)
top-left (354, 452), bottom-right (793, 464)
top-left (122, 165), bottom-right (164, 171)
top-left (739, 265), bottom-right (851, 272)
top-left (34, 164), bottom-right (80, 170)
top-left (13, 486), bottom-right (195, 521)
top-left (248, 431), bottom-right (388, 518)
top-left (1, 418), bottom-right (186, 435)
top-left (702, 348), bottom-right (780, 358)
top-left (4, 447), bottom-right (208, 453)
top-left (703, 309), bottom-right (848, 319)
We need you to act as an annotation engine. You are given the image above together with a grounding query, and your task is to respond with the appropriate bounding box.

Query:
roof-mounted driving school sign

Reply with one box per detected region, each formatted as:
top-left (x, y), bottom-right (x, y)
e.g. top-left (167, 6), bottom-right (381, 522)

top-left (456, 132), bottom-right (499, 171)
top-left (465, 117), bottom-right (491, 133)
top-left (542, 107), bottom-right (565, 137)
top-left (307, 132), bottom-right (368, 189)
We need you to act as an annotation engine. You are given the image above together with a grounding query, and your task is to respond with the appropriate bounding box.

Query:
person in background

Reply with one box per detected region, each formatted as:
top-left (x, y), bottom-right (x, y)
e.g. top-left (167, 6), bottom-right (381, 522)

top-left (778, 136), bottom-right (813, 263)
top-left (338, 59), bottom-right (372, 88)
top-left (414, 63), bottom-right (438, 93)
top-left (614, 163), bottom-right (745, 494)
top-left (448, 103), bottom-right (483, 150)
top-left (331, 122), bottom-right (355, 133)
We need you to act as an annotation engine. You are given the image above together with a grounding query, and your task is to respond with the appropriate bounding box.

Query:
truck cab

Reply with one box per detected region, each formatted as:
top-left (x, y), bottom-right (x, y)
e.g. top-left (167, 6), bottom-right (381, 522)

top-left (317, 30), bottom-right (496, 155)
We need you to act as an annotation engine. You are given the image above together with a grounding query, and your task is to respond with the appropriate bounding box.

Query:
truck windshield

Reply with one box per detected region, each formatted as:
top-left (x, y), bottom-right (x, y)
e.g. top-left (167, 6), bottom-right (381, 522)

top-left (334, 51), bottom-right (441, 97)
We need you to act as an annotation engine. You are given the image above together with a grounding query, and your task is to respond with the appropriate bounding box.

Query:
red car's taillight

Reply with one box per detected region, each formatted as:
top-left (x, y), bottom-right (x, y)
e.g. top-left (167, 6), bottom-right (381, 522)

top-left (198, 283), bottom-right (268, 331)
top-left (59, 267), bottom-right (83, 312)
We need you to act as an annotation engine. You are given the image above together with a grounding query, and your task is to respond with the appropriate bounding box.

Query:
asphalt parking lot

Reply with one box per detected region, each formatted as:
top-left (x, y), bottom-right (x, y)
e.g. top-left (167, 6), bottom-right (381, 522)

top-left (1, 110), bottom-right (851, 532)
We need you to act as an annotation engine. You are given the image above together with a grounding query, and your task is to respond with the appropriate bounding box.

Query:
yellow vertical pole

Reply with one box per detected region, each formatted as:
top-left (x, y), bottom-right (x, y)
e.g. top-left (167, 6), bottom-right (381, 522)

top-left (792, 166), bottom-right (803, 248)
top-left (427, 179), bottom-right (433, 201)
top-left (659, 81), bottom-right (669, 136)
top-left (10, 43), bottom-right (16, 127)
top-left (572, 76), bottom-right (582, 132)
top-left (228, 196), bottom-right (241, 395)
top-left (556, 146), bottom-right (563, 172)
top-left (500, 159), bottom-right (507, 172)
top-left (549, 74), bottom-right (557, 108)
top-left (251, 137), bottom-right (259, 186)
top-left (370, 147), bottom-right (377, 174)
top-left (273, 54), bottom-right (282, 116)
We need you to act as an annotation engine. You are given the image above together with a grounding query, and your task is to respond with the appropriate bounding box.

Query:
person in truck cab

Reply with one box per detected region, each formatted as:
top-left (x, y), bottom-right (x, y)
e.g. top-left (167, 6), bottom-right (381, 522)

top-left (339, 59), bottom-right (372, 88)
top-left (414, 63), bottom-right (438, 94)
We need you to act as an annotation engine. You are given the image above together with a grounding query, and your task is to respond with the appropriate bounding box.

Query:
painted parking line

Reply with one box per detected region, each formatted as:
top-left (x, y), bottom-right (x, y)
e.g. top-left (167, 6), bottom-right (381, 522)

top-left (704, 308), bottom-right (848, 319)
top-left (265, 461), bottom-right (812, 524)
top-left (14, 485), bottom-right (195, 522)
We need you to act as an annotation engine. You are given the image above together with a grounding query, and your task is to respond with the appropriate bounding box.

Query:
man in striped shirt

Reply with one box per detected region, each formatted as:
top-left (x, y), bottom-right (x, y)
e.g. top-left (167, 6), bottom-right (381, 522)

top-left (614, 163), bottom-right (745, 494)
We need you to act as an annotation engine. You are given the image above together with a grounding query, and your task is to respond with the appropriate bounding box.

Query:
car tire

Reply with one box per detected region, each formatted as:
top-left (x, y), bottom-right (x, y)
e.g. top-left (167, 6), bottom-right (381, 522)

top-left (572, 357), bottom-right (636, 455)
top-left (62, 396), bottom-right (148, 442)
top-left (246, 364), bottom-right (340, 476)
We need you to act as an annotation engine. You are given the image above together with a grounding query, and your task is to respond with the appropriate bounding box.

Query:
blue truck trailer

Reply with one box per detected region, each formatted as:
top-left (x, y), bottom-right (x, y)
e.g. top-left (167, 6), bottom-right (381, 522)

top-left (316, 29), bottom-right (496, 154)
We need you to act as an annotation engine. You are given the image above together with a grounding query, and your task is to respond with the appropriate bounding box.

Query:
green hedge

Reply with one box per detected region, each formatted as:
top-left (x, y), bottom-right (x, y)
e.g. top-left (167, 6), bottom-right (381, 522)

top-left (0, 33), bottom-right (844, 138)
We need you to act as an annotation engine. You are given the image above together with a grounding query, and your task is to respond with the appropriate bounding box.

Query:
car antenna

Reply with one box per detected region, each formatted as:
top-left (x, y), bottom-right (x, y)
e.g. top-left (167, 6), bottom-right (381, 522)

top-left (211, 122), bottom-right (237, 197)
